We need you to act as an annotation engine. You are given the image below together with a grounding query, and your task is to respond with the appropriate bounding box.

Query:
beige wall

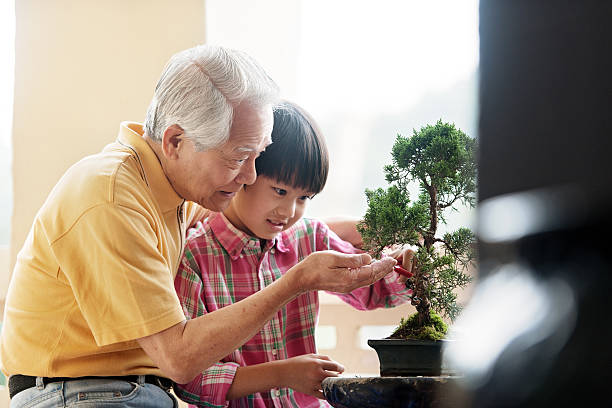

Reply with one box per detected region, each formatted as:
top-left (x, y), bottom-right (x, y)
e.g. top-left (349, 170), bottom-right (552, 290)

top-left (9, 0), bottom-right (206, 275)
top-left (3, 1), bottom-right (205, 404)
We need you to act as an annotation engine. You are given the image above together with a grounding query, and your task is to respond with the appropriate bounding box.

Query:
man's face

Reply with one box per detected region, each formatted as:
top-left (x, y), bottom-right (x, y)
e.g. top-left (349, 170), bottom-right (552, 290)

top-left (168, 103), bottom-right (273, 212)
top-left (224, 176), bottom-right (313, 240)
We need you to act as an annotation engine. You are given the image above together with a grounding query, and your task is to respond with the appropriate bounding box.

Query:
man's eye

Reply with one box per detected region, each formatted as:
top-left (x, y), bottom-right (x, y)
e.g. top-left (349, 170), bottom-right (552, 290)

top-left (235, 158), bottom-right (247, 164)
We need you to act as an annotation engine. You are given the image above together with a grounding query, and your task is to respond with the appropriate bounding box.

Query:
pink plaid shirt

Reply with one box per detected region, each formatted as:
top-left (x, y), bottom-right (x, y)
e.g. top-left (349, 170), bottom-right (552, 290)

top-left (174, 212), bottom-right (412, 408)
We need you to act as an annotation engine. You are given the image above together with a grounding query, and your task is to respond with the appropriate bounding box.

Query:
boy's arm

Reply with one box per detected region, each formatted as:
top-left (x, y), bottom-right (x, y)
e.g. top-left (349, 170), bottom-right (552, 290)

top-left (226, 354), bottom-right (343, 400)
top-left (176, 354), bottom-right (344, 404)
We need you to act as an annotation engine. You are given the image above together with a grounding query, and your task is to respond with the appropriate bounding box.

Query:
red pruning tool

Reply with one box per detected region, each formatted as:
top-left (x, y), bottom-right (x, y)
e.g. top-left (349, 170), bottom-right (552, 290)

top-left (394, 264), bottom-right (413, 278)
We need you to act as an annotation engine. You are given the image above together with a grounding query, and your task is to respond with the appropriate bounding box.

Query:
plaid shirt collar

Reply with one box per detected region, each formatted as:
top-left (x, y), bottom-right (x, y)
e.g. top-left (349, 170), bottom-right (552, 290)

top-left (209, 212), bottom-right (291, 260)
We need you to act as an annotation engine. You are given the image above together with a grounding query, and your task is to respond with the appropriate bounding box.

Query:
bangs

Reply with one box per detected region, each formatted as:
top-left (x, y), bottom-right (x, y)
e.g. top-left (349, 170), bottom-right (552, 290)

top-left (255, 102), bottom-right (329, 194)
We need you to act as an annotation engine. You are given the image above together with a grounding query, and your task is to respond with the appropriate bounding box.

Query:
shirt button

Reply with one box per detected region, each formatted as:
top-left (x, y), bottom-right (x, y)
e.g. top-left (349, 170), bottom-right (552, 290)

top-left (270, 248), bottom-right (275, 254)
top-left (275, 389), bottom-right (281, 397)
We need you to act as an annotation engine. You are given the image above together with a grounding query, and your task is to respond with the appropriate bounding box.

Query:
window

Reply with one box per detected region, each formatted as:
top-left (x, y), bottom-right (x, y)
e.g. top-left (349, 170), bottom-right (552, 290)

top-left (205, 0), bottom-right (479, 233)
top-left (0, 1), bottom-right (15, 246)
top-left (206, 0), bottom-right (479, 374)
top-left (1, 0), bottom-right (15, 297)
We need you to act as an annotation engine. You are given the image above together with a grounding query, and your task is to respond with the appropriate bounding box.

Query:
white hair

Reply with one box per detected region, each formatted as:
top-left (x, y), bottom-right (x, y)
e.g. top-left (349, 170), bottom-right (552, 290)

top-left (144, 45), bottom-right (279, 151)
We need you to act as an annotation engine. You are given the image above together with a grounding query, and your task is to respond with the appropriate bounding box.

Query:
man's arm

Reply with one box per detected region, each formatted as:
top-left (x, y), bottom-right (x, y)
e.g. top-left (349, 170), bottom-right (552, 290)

top-left (138, 251), bottom-right (395, 384)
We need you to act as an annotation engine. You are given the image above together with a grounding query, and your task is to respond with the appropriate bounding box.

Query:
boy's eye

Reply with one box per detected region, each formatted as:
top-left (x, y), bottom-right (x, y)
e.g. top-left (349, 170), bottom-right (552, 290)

top-left (273, 188), bottom-right (287, 196)
top-left (299, 195), bottom-right (312, 201)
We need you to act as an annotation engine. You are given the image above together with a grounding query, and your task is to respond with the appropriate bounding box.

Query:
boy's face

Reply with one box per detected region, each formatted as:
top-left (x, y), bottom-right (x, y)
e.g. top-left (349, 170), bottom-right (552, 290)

top-left (224, 175), bottom-right (314, 240)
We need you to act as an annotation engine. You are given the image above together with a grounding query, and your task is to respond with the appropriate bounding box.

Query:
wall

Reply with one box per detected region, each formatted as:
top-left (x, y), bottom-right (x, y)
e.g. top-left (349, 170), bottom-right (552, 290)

top-left (3, 2), bottom-right (205, 405)
top-left (0, 248), bottom-right (7, 301)
top-left (9, 0), bottom-right (206, 275)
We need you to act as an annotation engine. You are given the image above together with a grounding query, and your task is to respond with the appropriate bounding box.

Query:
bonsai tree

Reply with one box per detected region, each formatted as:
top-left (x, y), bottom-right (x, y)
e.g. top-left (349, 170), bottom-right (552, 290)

top-left (358, 120), bottom-right (477, 341)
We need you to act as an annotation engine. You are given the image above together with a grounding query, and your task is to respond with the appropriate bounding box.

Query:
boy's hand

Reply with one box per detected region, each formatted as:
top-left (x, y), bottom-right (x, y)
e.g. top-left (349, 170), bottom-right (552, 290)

top-left (291, 251), bottom-right (396, 293)
top-left (384, 244), bottom-right (418, 283)
top-left (277, 354), bottom-right (344, 399)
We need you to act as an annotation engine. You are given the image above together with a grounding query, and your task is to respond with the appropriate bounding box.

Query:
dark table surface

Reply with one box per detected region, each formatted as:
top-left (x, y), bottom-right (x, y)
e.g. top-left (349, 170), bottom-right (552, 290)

top-left (322, 376), bottom-right (462, 408)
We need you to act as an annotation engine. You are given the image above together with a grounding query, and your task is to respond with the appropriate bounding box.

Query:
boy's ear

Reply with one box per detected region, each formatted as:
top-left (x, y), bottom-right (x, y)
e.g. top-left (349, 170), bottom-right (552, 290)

top-left (161, 124), bottom-right (185, 160)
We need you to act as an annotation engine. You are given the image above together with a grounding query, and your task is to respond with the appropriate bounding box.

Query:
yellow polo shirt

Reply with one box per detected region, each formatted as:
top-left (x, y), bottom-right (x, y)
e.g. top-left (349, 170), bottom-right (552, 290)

top-left (1, 122), bottom-right (205, 377)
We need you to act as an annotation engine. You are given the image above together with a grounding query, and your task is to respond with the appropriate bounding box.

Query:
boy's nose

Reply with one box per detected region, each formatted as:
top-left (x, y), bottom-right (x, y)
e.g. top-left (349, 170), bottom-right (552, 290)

top-left (277, 200), bottom-right (296, 218)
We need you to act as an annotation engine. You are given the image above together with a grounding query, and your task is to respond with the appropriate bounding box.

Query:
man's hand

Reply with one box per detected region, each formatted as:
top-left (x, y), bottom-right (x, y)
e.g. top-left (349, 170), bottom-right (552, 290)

top-left (289, 251), bottom-right (396, 294)
top-left (277, 354), bottom-right (344, 399)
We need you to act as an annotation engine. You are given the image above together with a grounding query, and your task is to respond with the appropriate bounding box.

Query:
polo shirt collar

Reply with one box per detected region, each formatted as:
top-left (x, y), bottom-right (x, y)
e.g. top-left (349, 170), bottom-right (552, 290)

top-left (117, 122), bottom-right (183, 212)
top-left (209, 212), bottom-right (290, 260)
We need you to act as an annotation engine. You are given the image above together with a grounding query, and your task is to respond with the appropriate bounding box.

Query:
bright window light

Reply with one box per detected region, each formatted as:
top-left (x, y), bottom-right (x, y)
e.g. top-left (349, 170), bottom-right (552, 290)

top-left (315, 325), bottom-right (338, 350)
top-left (0, 0), bottom-right (15, 246)
top-left (206, 0), bottom-right (479, 229)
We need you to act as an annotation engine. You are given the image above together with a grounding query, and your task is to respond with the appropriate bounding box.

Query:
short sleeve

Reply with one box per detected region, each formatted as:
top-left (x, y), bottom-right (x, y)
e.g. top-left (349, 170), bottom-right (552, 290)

top-left (51, 203), bottom-right (186, 346)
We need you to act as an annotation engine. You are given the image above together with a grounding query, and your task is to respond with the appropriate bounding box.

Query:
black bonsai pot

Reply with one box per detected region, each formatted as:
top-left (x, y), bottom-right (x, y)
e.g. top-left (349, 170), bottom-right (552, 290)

top-left (368, 338), bottom-right (453, 377)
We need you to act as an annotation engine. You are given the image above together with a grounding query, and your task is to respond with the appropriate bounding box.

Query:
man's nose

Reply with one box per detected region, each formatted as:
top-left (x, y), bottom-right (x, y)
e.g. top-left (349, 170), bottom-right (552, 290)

top-left (235, 158), bottom-right (257, 186)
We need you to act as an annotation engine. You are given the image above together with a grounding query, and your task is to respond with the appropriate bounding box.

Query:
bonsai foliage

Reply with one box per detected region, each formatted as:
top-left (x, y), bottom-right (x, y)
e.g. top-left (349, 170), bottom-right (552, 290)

top-left (358, 120), bottom-right (477, 340)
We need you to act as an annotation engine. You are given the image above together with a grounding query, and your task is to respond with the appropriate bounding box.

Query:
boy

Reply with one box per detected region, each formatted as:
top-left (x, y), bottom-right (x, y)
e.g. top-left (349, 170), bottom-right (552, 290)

top-left (174, 101), bottom-right (413, 407)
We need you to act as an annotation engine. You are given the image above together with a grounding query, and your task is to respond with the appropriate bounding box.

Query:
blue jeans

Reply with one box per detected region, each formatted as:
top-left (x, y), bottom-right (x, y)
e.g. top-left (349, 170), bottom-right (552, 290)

top-left (10, 375), bottom-right (178, 407)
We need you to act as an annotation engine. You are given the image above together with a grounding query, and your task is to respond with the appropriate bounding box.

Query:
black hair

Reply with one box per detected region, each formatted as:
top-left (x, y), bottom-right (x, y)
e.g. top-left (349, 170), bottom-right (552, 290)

top-left (255, 101), bottom-right (329, 195)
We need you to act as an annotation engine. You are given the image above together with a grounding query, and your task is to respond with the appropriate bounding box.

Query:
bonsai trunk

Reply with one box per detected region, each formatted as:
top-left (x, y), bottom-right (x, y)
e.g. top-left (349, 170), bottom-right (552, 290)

top-left (413, 267), bottom-right (432, 327)
top-left (414, 182), bottom-right (437, 327)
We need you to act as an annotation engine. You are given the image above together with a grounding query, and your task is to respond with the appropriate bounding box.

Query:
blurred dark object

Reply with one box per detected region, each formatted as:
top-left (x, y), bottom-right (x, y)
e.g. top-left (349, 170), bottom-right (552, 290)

top-left (478, 0), bottom-right (612, 205)
top-left (445, 190), bottom-right (611, 407)
top-left (444, 0), bottom-right (612, 407)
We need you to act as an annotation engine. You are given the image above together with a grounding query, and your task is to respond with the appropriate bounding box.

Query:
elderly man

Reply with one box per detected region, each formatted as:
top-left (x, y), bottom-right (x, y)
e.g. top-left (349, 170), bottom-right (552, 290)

top-left (0, 45), bottom-right (395, 407)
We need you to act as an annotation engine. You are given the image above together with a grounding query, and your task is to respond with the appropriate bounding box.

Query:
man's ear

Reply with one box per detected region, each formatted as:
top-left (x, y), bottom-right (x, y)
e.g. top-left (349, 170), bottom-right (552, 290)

top-left (161, 124), bottom-right (185, 160)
